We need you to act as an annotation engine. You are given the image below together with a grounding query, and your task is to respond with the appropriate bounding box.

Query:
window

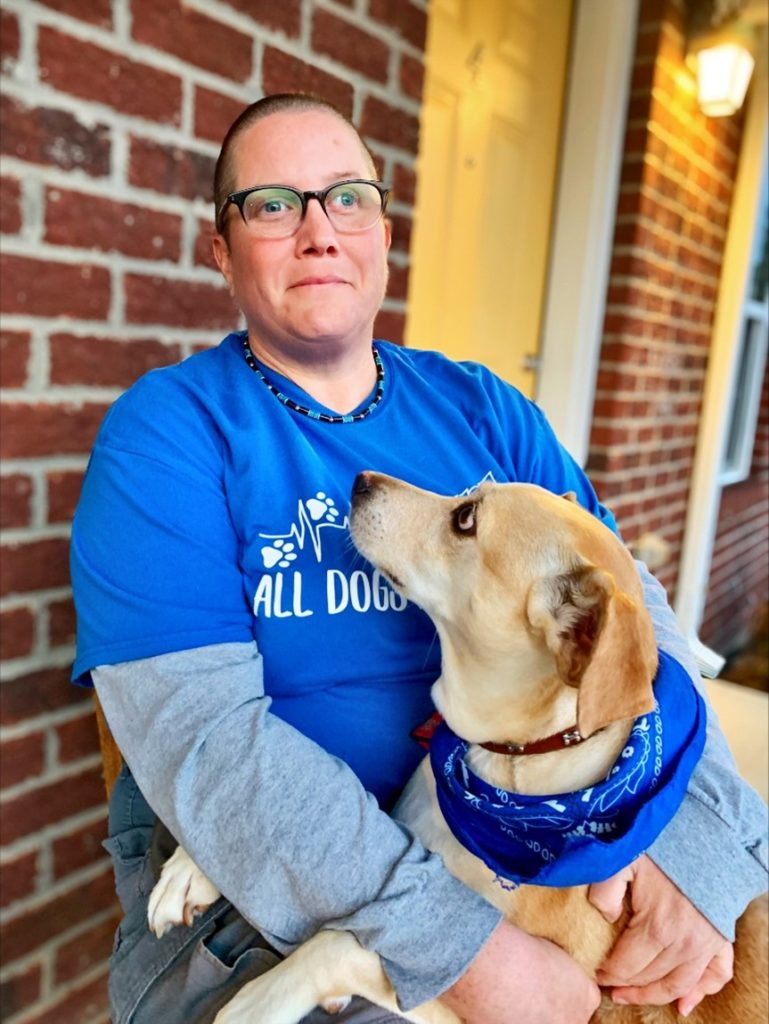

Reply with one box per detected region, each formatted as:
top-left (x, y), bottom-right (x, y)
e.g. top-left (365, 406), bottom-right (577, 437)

top-left (719, 167), bottom-right (769, 485)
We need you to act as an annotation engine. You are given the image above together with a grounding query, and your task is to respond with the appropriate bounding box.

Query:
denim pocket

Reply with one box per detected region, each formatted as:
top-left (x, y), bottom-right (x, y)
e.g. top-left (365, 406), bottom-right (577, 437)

top-left (125, 905), bottom-right (282, 1024)
top-left (103, 827), bottom-right (154, 917)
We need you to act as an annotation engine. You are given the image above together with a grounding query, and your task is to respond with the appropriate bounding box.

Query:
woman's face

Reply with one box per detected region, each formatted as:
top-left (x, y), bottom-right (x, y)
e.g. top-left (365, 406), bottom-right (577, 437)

top-left (213, 109), bottom-right (391, 363)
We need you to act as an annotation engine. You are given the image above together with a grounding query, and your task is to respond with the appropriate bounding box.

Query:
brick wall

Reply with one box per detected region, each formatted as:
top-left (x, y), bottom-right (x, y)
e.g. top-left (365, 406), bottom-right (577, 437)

top-left (700, 358), bottom-right (769, 654)
top-left (0, 1), bottom-right (426, 1020)
top-left (585, 0), bottom-right (746, 600)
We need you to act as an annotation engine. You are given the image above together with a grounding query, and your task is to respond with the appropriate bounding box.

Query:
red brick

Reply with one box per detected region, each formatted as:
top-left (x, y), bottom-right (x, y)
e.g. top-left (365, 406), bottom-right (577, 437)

top-left (37, 0), bottom-right (111, 26)
top-left (222, 0), bottom-right (301, 35)
top-left (361, 96), bottom-right (420, 153)
top-left (0, 851), bottom-right (38, 910)
top-left (55, 911), bottom-right (119, 984)
top-left (45, 189), bottom-right (182, 261)
top-left (368, 0), bottom-right (428, 49)
top-left (52, 817), bottom-right (109, 880)
top-left (0, 666), bottom-right (89, 727)
top-left (24, 969), bottom-right (109, 1024)
top-left (0, 255), bottom-right (110, 320)
top-left (374, 309), bottom-right (405, 345)
top-left (194, 219), bottom-right (218, 271)
top-left (261, 49), bottom-right (354, 118)
top-left (387, 261), bottom-right (409, 301)
top-left (1, 402), bottom-right (108, 459)
top-left (0, 605), bottom-right (36, 659)
top-left (0, 732), bottom-right (45, 789)
top-left (50, 334), bottom-right (182, 388)
top-left (38, 27), bottom-right (181, 125)
top-left (0, 766), bottom-right (106, 847)
top-left (0, 537), bottom-right (71, 598)
top-left (0, 473), bottom-right (33, 528)
top-left (0, 871), bottom-right (115, 963)
top-left (49, 596), bottom-right (76, 648)
top-left (1, 175), bottom-right (21, 234)
top-left (399, 52), bottom-right (425, 101)
top-left (191, 340), bottom-right (220, 354)
top-left (47, 470), bottom-right (85, 524)
top-left (392, 163), bottom-right (416, 205)
top-left (0, 329), bottom-right (30, 389)
top-left (125, 273), bottom-right (236, 329)
top-left (129, 136), bottom-right (216, 203)
top-left (132, 0), bottom-right (252, 80)
top-left (1, 8), bottom-right (19, 64)
top-left (311, 9), bottom-right (389, 82)
top-left (0, 962), bottom-right (42, 1020)
top-left (57, 712), bottom-right (100, 765)
top-left (194, 87), bottom-right (247, 145)
top-left (0, 95), bottom-right (110, 176)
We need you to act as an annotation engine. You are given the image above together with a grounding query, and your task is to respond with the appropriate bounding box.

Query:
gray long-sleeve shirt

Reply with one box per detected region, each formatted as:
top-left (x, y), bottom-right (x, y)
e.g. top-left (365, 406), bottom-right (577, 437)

top-left (93, 563), bottom-right (768, 1012)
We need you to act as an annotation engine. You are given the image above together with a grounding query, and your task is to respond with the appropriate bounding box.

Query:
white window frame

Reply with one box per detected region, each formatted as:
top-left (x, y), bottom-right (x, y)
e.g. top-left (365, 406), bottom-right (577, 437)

top-left (536, 0), bottom-right (640, 465)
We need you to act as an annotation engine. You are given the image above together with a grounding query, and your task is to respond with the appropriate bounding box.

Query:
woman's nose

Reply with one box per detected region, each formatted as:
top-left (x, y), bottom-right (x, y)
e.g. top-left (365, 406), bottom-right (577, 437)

top-left (295, 196), bottom-right (338, 254)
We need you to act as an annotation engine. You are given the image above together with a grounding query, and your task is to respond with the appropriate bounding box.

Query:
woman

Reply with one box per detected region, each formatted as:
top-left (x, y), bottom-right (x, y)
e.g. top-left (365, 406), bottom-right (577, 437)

top-left (71, 94), bottom-right (766, 1024)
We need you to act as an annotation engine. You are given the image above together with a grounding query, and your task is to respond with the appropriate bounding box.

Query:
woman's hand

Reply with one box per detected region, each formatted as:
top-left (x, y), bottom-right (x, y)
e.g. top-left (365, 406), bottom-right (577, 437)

top-left (589, 855), bottom-right (734, 1016)
top-left (441, 919), bottom-right (601, 1024)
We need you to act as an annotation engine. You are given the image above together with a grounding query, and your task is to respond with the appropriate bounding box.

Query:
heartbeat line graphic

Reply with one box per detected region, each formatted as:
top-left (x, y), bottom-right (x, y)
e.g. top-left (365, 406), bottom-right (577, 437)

top-left (259, 495), bottom-right (349, 563)
top-left (459, 471), bottom-right (496, 496)
top-left (258, 474), bottom-right (496, 567)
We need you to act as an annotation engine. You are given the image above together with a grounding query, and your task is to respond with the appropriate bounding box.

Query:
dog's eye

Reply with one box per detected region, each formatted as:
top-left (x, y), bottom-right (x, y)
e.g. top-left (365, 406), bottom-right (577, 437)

top-left (452, 502), bottom-right (477, 536)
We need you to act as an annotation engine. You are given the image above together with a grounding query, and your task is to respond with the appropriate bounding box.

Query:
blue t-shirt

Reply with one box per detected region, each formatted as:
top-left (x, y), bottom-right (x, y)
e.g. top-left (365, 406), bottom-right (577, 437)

top-left (71, 333), bottom-right (616, 807)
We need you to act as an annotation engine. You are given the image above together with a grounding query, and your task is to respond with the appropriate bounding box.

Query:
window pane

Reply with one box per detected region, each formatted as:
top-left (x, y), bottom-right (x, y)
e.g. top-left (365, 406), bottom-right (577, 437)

top-left (722, 318), bottom-right (768, 478)
top-left (751, 179), bottom-right (768, 302)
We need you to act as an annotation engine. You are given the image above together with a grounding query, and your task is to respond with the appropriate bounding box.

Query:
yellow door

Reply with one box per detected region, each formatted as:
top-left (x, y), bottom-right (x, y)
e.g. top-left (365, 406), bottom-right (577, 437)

top-left (406, 0), bottom-right (573, 396)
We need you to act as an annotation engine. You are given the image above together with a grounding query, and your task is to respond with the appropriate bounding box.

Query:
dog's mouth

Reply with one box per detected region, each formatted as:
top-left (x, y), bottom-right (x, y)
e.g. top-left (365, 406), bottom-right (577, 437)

top-left (377, 564), bottom-right (405, 591)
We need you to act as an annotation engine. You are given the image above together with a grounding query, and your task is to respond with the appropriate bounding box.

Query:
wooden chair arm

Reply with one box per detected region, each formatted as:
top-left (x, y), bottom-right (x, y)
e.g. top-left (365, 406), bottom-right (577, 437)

top-left (93, 692), bottom-right (123, 801)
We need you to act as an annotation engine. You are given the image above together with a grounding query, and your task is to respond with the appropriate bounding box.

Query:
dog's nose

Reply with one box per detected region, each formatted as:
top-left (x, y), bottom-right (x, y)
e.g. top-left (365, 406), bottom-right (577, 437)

top-left (352, 471), bottom-right (374, 497)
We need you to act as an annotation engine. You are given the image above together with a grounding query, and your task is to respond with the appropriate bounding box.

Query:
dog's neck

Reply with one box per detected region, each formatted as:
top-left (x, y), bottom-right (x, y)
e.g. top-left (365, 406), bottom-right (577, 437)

top-left (463, 718), bottom-right (632, 796)
top-left (433, 652), bottom-right (635, 796)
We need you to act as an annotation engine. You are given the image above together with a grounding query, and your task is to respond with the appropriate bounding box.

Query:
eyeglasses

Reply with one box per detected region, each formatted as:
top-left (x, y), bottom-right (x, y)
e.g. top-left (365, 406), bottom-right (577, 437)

top-left (217, 179), bottom-right (390, 237)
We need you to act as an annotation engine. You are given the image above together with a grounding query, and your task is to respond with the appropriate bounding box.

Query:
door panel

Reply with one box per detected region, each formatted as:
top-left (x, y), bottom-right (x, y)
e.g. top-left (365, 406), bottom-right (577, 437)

top-left (406, 0), bottom-right (573, 396)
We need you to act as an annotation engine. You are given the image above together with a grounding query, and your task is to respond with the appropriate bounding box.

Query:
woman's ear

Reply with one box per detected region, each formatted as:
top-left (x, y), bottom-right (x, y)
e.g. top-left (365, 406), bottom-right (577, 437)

top-left (212, 232), bottom-right (235, 295)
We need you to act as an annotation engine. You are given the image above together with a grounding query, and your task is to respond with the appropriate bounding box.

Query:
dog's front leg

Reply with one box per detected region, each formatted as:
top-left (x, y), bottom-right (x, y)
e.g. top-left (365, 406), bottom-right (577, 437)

top-left (212, 929), bottom-right (460, 1024)
top-left (147, 844), bottom-right (221, 936)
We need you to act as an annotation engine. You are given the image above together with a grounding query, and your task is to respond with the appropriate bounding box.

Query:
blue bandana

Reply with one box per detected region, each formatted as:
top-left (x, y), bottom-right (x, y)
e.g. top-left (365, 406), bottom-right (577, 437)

top-left (429, 651), bottom-right (706, 888)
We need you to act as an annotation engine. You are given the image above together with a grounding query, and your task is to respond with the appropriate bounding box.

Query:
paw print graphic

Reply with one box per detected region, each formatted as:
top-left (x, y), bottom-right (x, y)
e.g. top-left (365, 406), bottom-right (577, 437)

top-left (305, 492), bottom-right (340, 522)
top-left (261, 539), bottom-right (298, 569)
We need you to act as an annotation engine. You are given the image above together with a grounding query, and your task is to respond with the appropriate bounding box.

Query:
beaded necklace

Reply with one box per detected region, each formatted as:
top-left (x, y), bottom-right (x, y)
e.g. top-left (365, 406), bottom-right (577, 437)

top-left (241, 335), bottom-right (385, 424)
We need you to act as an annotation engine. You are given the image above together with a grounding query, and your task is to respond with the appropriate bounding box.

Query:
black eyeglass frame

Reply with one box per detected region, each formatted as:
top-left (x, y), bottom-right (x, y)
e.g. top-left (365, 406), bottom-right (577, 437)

top-left (217, 179), bottom-right (391, 234)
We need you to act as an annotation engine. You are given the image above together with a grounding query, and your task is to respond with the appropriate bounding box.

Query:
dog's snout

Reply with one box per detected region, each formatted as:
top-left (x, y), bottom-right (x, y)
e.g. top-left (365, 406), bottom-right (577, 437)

top-left (352, 471), bottom-right (375, 498)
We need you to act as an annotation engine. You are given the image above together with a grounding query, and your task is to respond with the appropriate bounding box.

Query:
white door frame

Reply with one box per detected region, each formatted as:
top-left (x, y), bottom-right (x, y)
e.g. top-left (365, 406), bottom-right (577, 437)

top-left (674, 32), bottom-right (768, 645)
top-left (536, 0), bottom-right (640, 466)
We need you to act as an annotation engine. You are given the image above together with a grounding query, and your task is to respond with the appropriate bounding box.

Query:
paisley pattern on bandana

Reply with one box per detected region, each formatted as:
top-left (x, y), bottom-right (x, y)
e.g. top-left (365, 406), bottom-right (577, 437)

top-left (430, 651), bottom-right (707, 888)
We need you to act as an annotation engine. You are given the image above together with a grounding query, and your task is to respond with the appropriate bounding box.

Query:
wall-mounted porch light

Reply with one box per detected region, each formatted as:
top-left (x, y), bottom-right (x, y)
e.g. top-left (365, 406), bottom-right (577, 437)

top-left (688, 21), bottom-right (756, 117)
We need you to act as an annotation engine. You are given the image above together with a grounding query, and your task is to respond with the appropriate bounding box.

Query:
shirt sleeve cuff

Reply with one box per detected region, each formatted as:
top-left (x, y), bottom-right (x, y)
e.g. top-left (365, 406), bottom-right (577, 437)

top-left (333, 863), bottom-right (503, 1011)
top-left (648, 791), bottom-right (769, 940)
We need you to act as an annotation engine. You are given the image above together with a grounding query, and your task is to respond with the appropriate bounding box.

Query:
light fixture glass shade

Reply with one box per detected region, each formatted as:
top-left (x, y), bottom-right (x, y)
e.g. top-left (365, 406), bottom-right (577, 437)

top-left (696, 42), bottom-right (755, 116)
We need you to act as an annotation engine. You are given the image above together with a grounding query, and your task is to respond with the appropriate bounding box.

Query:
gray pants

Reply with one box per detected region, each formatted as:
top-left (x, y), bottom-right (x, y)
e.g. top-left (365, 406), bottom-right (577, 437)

top-left (105, 766), bottom-right (404, 1024)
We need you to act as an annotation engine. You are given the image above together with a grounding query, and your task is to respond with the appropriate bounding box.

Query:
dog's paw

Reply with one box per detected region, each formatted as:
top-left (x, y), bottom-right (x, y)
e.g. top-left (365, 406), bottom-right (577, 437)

top-left (147, 845), bottom-right (221, 937)
top-left (321, 996), bottom-right (352, 1014)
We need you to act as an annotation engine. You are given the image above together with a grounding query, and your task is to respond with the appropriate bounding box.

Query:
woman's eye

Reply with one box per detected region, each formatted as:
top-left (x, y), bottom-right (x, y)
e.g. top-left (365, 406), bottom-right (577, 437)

top-left (452, 502), bottom-right (477, 535)
top-left (330, 189), bottom-right (359, 209)
top-left (257, 199), bottom-right (290, 217)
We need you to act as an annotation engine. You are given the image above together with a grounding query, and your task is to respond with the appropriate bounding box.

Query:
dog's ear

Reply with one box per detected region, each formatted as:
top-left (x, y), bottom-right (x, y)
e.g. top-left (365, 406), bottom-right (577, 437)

top-left (560, 491), bottom-right (578, 503)
top-left (527, 564), bottom-right (657, 738)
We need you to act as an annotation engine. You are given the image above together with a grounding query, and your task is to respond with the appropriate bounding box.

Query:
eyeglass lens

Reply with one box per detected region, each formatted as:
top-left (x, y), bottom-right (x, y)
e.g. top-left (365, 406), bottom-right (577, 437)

top-left (240, 181), bottom-right (384, 236)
